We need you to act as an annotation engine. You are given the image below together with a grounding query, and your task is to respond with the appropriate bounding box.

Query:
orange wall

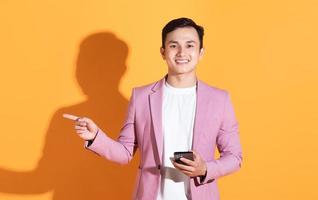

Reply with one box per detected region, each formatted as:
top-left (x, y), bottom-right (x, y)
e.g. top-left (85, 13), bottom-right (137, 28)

top-left (0, 0), bottom-right (317, 199)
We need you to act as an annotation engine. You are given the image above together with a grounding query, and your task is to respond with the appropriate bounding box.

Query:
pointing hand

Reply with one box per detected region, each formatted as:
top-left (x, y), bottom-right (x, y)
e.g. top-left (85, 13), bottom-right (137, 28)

top-left (63, 114), bottom-right (99, 141)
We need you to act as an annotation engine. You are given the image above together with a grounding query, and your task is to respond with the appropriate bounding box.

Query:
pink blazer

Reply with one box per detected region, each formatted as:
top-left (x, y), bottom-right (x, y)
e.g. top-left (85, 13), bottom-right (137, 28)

top-left (86, 76), bottom-right (242, 200)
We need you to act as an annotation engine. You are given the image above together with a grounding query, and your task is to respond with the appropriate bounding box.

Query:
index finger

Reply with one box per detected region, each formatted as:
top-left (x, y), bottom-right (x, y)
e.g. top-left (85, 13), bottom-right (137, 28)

top-left (180, 157), bottom-right (197, 167)
top-left (63, 113), bottom-right (80, 121)
top-left (172, 160), bottom-right (194, 171)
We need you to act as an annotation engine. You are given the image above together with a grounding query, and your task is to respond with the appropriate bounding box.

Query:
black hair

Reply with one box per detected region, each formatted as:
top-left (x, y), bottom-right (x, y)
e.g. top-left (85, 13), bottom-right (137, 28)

top-left (162, 17), bottom-right (204, 49)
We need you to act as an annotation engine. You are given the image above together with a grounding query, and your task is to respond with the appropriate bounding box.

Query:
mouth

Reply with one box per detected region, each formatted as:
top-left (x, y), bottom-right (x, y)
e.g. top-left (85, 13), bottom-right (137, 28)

top-left (175, 59), bottom-right (190, 64)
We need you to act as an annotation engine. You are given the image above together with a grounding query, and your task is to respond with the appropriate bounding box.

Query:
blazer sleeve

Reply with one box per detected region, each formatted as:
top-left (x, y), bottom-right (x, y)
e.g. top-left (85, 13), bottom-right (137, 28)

top-left (200, 91), bottom-right (243, 184)
top-left (84, 88), bottom-right (138, 165)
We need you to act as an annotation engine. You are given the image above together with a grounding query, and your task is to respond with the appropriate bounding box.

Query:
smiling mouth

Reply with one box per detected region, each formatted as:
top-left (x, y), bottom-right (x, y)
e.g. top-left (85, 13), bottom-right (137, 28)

top-left (175, 59), bottom-right (190, 64)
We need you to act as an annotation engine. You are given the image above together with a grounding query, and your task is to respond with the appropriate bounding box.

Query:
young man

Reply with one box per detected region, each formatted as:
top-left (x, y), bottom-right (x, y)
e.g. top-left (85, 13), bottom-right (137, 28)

top-left (64, 18), bottom-right (242, 200)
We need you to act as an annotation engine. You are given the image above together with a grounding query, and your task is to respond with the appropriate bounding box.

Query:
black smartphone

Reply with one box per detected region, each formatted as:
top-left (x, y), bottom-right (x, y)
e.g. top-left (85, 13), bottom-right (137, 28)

top-left (174, 151), bottom-right (194, 165)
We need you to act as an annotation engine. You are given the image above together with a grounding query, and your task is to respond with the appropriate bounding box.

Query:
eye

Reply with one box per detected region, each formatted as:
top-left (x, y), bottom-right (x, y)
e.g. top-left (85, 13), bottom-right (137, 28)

top-left (187, 44), bottom-right (194, 48)
top-left (169, 44), bottom-right (177, 48)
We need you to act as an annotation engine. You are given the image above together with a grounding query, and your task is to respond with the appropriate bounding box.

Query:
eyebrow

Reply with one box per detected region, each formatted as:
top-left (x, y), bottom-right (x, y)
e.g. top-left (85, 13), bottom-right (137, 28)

top-left (167, 40), bottom-right (197, 44)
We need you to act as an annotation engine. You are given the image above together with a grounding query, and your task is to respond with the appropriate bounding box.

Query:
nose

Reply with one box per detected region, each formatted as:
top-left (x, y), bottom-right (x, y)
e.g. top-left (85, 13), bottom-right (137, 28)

top-left (176, 46), bottom-right (185, 56)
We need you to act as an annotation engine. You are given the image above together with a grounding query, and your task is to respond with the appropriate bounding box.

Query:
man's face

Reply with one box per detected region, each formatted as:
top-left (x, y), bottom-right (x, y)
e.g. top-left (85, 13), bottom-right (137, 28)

top-left (160, 27), bottom-right (204, 76)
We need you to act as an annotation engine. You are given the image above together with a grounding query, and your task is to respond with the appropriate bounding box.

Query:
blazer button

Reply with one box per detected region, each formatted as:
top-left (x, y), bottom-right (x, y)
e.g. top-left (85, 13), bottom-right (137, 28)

top-left (157, 165), bottom-right (161, 170)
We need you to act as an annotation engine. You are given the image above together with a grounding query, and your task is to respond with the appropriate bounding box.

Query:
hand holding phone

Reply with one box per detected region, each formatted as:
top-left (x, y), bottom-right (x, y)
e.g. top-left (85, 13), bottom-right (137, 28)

top-left (173, 151), bottom-right (194, 165)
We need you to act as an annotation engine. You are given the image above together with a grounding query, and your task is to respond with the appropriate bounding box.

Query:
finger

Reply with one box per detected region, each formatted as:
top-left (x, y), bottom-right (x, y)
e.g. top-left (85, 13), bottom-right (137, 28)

top-left (63, 114), bottom-right (80, 121)
top-left (172, 161), bottom-right (194, 172)
top-left (77, 117), bottom-right (93, 124)
top-left (75, 125), bottom-right (87, 130)
top-left (192, 151), bottom-right (204, 163)
top-left (76, 130), bottom-right (87, 134)
top-left (180, 170), bottom-right (194, 177)
top-left (75, 121), bottom-right (87, 127)
top-left (192, 151), bottom-right (199, 159)
top-left (180, 157), bottom-right (197, 167)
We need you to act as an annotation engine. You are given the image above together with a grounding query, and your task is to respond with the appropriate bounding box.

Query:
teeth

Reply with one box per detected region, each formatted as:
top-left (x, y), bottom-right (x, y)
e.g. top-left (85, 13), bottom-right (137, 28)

top-left (175, 60), bottom-right (189, 63)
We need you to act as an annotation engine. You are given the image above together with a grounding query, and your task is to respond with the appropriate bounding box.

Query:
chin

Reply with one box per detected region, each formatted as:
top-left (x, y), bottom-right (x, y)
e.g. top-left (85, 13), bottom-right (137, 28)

top-left (170, 69), bottom-right (195, 75)
top-left (168, 64), bottom-right (196, 74)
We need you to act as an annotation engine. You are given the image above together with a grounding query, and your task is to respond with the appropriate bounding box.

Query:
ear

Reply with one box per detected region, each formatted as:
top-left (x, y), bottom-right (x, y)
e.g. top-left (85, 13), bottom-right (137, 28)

top-left (160, 47), bottom-right (166, 59)
top-left (199, 48), bottom-right (204, 60)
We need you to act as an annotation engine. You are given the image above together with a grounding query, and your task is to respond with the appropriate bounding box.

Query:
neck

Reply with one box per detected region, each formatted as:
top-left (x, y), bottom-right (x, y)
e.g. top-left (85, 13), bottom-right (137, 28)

top-left (166, 72), bottom-right (197, 88)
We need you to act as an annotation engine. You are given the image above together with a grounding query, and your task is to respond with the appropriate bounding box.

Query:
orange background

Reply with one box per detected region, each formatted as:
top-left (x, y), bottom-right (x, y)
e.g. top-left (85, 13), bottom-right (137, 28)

top-left (1, 0), bottom-right (318, 199)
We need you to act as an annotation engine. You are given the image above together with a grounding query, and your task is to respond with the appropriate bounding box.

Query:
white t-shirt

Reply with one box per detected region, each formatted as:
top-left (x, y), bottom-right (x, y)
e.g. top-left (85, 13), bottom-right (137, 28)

top-left (156, 81), bottom-right (197, 200)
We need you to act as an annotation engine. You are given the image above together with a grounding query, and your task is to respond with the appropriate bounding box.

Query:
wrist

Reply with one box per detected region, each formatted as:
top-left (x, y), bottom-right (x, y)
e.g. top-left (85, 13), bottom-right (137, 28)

top-left (201, 163), bottom-right (207, 176)
top-left (93, 128), bottom-right (99, 139)
top-left (201, 169), bottom-right (207, 177)
top-left (87, 129), bottom-right (99, 147)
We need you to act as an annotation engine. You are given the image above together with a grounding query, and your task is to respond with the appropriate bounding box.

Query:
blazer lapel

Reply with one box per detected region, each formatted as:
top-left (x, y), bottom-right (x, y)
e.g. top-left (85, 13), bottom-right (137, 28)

top-left (149, 77), bottom-right (165, 165)
top-left (192, 80), bottom-right (210, 150)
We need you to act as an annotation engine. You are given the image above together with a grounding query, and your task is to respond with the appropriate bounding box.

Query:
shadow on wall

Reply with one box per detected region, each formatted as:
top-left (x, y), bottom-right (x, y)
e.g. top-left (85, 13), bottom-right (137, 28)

top-left (0, 32), bottom-right (139, 199)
